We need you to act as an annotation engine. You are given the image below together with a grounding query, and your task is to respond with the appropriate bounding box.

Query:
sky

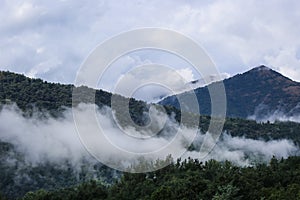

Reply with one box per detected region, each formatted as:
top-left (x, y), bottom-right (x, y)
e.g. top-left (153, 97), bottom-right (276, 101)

top-left (1, 0), bottom-right (300, 101)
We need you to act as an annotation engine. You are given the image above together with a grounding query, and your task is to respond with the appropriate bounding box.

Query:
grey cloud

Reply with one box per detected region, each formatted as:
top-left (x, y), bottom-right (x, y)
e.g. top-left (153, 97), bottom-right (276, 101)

top-left (1, 0), bottom-right (300, 87)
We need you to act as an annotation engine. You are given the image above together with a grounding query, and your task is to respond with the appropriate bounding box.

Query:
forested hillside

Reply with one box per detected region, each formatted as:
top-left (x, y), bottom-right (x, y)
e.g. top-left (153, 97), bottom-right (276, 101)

top-left (1, 70), bottom-right (300, 199)
top-left (1, 70), bottom-right (300, 144)
top-left (18, 157), bottom-right (300, 200)
top-left (0, 71), bottom-right (149, 123)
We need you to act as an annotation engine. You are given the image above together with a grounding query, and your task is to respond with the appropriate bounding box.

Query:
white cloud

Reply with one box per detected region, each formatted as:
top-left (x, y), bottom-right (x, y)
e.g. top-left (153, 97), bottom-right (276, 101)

top-left (0, 104), bottom-right (298, 170)
top-left (0, 0), bottom-right (300, 87)
top-left (265, 48), bottom-right (300, 81)
top-left (171, 0), bottom-right (300, 80)
top-left (176, 68), bottom-right (195, 81)
top-left (112, 64), bottom-right (195, 102)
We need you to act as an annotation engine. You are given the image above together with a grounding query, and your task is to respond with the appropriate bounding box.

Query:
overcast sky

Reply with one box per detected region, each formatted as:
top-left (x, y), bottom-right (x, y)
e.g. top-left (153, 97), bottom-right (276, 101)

top-left (1, 0), bottom-right (300, 100)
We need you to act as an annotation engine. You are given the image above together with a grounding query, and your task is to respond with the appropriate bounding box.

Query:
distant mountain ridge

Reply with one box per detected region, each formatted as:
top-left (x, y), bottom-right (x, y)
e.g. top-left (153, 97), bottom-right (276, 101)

top-left (159, 65), bottom-right (300, 119)
top-left (2, 66), bottom-right (300, 120)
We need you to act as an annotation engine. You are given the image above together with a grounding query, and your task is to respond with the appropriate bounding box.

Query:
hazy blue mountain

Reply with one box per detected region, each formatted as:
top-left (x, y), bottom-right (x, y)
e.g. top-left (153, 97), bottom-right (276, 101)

top-left (159, 65), bottom-right (300, 119)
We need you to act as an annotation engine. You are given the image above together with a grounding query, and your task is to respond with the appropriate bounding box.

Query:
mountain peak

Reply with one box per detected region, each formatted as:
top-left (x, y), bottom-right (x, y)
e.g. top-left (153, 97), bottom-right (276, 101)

top-left (252, 65), bottom-right (271, 71)
top-left (160, 66), bottom-right (300, 118)
top-left (243, 65), bottom-right (294, 83)
top-left (247, 65), bottom-right (275, 74)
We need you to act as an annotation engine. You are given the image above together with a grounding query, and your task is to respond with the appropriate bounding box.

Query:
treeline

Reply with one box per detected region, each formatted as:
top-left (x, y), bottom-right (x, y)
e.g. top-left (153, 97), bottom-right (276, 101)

top-left (0, 71), bottom-right (73, 114)
top-left (15, 156), bottom-right (300, 200)
top-left (0, 70), bottom-right (150, 124)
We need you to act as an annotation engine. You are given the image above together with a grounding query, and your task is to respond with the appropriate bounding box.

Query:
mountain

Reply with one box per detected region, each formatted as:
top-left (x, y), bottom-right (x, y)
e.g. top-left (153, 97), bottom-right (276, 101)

top-left (0, 70), bottom-right (112, 112)
top-left (1, 70), bottom-right (300, 145)
top-left (0, 71), bottom-right (156, 125)
top-left (3, 66), bottom-right (300, 120)
top-left (1, 70), bottom-right (300, 199)
top-left (159, 65), bottom-right (300, 119)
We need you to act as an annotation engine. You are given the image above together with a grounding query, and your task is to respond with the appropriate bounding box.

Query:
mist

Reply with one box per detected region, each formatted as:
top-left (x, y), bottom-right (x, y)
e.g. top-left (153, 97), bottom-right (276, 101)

top-left (186, 132), bottom-right (298, 166)
top-left (248, 103), bottom-right (300, 123)
top-left (0, 104), bottom-right (89, 167)
top-left (0, 103), bottom-right (298, 171)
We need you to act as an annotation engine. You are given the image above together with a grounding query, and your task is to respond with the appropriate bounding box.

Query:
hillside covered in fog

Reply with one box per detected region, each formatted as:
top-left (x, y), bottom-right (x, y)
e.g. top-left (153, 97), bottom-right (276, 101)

top-left (0, 70), bottom-right (300, 199)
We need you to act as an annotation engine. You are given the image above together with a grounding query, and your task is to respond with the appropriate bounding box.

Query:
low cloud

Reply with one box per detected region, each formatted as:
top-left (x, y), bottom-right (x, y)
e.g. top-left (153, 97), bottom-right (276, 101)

top-left (0, 103), bottom-right (298, 171)
top-left (248, 103), bottom-right (300, 123)
top-left (186, 132), bottom-right (298, 166)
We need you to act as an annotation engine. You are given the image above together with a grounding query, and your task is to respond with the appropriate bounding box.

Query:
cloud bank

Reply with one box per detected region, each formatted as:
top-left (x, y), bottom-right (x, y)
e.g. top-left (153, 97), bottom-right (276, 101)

top-left (0, 104), bottom-right (298, 171)
top-left (186, 133), bottom-right (298, 166)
